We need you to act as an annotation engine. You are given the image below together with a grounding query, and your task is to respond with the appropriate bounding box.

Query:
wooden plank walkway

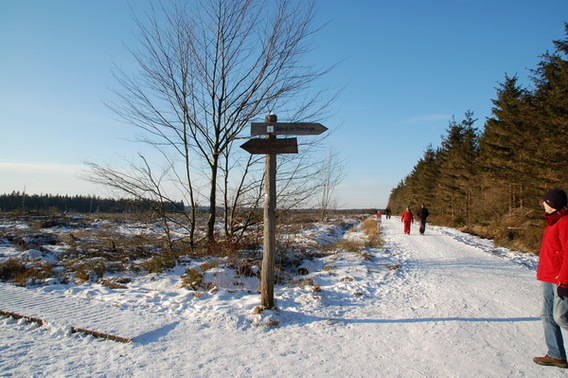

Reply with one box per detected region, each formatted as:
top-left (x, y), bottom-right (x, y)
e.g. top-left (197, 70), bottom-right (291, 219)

top-left (0, 283), bottom-right (171, 343)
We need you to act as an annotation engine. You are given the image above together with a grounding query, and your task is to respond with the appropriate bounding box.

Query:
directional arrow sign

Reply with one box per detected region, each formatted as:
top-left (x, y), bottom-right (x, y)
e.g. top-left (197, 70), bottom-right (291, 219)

top-left (251, 122), bottom-right (327, 136)
top-left (240, 137), bottom-right (298, 154)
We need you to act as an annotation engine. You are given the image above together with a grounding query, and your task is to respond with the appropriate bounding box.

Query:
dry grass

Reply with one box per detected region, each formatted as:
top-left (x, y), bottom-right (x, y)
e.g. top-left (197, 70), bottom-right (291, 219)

top-left (459, 208), bottom-right (543, 254)
top-left (0, 259), bottom-right (55, 286)
top-left (360, 218), bottom-right (379, 236)
top-left (361, 217), bottom-right (382, 249)
top-left (323, 217), bottom-right (382, 255)
top-left (0, 211), bottom-right (370, 289)
top-left (325, 239), bottom-right (364, 253)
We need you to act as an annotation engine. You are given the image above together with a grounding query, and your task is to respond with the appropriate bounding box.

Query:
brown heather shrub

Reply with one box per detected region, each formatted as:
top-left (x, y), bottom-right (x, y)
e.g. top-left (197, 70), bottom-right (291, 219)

top-left (180, 260), bottom-right (223, 291)
top-left (139, 253), bottom-right (177, 274)
top-left (358, 250), bottom-right (373, 261)
top-left (99, 278), bottom-right (128, 289)
top-left (294, 277), bottom-right (315, 288)
top-left (71, 259), bottom-right (106, 283)
top-left (0, 258), bottom-right (27, 281)
top-left (200, 260), bottom-right (220, 271)
top-left (201, 236), bottom-right (262, 258)
top-left (0, 259), bottom-right (56, 286)
top-left (180, 267), bottom-right (203, 290)
top-left (16, 263), bottom-right (55, 286)
top-left (235, 260), bottom-right (260, 277)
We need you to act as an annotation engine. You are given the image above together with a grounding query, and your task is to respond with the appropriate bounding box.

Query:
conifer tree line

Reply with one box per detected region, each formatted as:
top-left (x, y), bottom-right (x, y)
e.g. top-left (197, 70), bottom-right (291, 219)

top-left (0, 192), bottom-right (184, 214)
top-left (388, 24), bottom-right (568, 226)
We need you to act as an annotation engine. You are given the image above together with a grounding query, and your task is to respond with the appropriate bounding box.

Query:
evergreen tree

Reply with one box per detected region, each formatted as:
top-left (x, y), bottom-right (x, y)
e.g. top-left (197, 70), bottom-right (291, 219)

top-left (531, 23), bottom-right (568, 193)
top-left (389, 24), bottom-right (568, 229)
top-left (407, 145), bottom-right (439, 208)
top-left (436, 111), bottom-right (479, 223)
top-left (478, 75), bottom-right (535, 212)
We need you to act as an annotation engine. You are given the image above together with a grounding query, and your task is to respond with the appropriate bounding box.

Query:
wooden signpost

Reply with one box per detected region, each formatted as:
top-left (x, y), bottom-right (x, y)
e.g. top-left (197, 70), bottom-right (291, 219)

top-left (241, 114), bottom-right (327, 309)
top-left (251, 122), bottom-right (328, 136)
top-left (240, 137), bottom-right (298, 154)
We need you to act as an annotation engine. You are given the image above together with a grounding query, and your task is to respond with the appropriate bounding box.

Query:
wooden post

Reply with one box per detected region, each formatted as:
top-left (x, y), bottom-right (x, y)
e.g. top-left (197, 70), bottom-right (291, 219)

top-left (241, 113), bottom-right (326, 310)
top-left (261, 122), bottom-right (277, 309)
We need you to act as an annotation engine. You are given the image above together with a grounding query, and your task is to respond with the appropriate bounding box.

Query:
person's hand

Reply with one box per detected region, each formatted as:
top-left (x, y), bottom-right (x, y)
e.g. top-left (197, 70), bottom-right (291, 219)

top-left (558, 286), bottom-right (568, 300)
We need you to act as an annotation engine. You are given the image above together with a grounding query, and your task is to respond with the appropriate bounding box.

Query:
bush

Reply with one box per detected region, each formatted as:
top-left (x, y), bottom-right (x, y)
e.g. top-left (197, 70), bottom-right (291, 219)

top-left (139, 253), bottom-right (177, 274)
top-left (180, 267), bottom-right (203, 290)
top-left (71, 259), bottom-right (106, 283)
top-left (197, 236), bottom-right (261, 258)
top-left (99, 278), bottom-right (128, 289)
top-left (0, 258), bottom-right (27, 281)
top-left (0, 259), bottom-right (55, 286)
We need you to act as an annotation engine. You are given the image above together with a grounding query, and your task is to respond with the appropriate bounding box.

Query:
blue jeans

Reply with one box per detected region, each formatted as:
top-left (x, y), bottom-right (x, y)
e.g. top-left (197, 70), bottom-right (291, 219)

top-left (541, 282), bottom-right (568, 359)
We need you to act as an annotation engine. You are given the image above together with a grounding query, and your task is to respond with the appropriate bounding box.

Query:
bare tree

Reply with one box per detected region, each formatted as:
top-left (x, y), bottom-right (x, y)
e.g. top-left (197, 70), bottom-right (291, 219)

top-left (318, 147), bottom-right (346, 220)
top-left (90, 0), bottom-right (336, 243)
top-left (82, 156), bottom-right (195, 249)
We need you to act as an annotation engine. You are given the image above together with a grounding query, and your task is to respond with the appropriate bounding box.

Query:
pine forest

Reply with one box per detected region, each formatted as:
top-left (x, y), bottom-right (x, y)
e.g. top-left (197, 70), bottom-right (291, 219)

top-left (388, 24), bottom-right (568, 252)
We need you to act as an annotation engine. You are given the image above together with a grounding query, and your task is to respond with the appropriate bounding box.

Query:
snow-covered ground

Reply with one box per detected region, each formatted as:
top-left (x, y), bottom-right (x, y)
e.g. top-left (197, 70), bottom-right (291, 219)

top-left (0, 216), bottom-right (563, 377)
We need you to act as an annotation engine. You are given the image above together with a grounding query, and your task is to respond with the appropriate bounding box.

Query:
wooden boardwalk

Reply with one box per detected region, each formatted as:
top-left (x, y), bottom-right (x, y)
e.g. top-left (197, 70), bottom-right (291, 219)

top-left (0, 283), bottom-right (171, 343)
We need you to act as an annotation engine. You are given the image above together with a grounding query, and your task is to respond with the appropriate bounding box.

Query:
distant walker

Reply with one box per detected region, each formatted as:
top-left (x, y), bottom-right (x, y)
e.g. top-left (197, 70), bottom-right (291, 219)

top-left (418, 204), bottom-right (430, 235)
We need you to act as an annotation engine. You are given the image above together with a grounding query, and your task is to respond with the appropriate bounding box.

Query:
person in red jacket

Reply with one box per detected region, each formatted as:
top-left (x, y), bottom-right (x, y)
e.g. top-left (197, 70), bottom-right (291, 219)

top-left (401, 207), bottom-right (414, 234)
top-left (534, 188), bottom-right (568, 368)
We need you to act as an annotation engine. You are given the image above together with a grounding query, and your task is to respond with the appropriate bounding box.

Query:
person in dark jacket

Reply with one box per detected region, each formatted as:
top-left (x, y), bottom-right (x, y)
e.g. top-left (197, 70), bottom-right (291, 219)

top-left (401, 207), bottom-right (413, 234)
top-left (385, 206), bottom-right (392, 220)
top-left (534, 189), bottom-right (568, 368)
top-left (417, 204), bottom-right (430, 235)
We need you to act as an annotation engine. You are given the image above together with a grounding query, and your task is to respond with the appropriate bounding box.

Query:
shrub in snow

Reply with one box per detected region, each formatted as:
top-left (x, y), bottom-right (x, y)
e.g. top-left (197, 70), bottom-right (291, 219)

top-left (0, 258), bottom-right (27, 281)
top-left (180, 267), bottom-right (203, 290)
top-left (0, 258), bottom-right (55, 286)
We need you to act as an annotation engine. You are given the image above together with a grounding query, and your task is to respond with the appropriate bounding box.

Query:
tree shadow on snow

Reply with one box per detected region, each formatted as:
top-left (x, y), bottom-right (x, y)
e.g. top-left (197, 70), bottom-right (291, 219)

top-left (275, 311), bottom-right (539, 327)
top-left (337, 316), bottom-right (540, 324)
top-left (132, 321), bottom-right (180, 344)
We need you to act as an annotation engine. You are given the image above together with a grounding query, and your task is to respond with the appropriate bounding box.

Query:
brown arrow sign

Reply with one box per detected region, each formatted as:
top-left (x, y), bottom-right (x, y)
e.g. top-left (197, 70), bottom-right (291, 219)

top-left (240, 138), bottom-right (298, 154)
top-left (251, 122), bottom-right (327, 136)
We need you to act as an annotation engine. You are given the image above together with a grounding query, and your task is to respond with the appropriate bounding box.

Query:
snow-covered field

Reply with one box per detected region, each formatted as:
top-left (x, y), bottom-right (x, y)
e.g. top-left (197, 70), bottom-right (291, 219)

top-left (0, 216), bottom-right (563, 377)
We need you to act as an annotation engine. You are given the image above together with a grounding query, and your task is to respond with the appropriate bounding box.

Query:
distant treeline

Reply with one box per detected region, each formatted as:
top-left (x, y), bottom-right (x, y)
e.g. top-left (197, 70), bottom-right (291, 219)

top-left (0, 192), bottom-right (184, 214)
top-left (388, 24), bottom-right (568, 226)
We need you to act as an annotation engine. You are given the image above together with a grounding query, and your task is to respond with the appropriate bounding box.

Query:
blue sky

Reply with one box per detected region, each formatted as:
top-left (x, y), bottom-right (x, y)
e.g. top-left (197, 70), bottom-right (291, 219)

top-left (1, 0), bottom-right (567, 209)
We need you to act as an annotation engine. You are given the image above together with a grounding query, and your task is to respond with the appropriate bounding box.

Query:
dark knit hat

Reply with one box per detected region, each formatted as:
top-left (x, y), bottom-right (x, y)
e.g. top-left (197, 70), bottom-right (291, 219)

top-left (543, 188), bottom-right (567, 210)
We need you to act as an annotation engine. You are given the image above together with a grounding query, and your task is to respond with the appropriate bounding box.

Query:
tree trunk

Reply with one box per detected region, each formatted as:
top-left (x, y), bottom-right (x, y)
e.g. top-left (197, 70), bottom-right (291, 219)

top-left (207, 154), bottom-right (220, 241)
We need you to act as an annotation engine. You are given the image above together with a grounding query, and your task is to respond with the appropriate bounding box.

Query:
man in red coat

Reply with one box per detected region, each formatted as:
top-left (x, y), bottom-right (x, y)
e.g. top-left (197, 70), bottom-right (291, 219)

top-left (534, 189), bottom-right (568, 368)
top-left (401, 207), bottom-right (413, 234)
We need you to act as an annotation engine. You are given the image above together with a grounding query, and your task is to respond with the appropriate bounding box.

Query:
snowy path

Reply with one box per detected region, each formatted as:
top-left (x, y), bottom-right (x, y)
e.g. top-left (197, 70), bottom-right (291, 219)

top-left (351, 220), bottom-right (544, 377)
top-left (0, 217), bottom-right (564, 377)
